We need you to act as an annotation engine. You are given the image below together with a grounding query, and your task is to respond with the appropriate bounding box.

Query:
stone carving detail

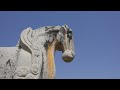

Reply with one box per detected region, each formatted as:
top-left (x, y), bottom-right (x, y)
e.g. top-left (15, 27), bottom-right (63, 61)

top-left (13, 66), bottom-right (30, 79)
top-left (0, 25), bottom-right (75, 79)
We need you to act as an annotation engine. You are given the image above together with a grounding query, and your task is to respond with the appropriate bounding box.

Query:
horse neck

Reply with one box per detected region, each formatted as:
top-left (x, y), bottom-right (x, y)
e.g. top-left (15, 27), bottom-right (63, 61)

top-left (33, 29), bottom-right (58, 79)
top-left (36, 37), bottom-right (57, 79)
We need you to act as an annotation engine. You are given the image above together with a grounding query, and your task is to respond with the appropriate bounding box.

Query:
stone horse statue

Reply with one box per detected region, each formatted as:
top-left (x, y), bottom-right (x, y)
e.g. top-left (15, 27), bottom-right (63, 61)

top-left (0, 25), bottom-right (75, 79)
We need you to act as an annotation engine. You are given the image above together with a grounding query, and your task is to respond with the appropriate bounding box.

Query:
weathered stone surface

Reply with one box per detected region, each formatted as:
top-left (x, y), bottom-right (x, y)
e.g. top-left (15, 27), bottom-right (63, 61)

top-left (0, 25), bottom-right (75, 79)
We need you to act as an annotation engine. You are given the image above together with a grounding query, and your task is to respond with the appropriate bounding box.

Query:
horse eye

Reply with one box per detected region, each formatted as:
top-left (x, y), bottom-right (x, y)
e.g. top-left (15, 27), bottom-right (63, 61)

top-left (67, 33), bottom-right (72, 39)
top-left (67, 30), bottom-right (72, 34)
top-left (69, 34), bottom-right (72, 39)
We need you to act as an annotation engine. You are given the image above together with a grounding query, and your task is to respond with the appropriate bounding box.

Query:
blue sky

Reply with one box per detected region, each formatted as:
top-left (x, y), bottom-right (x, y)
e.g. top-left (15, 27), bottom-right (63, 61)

top-left (0, 11), bottom-right (120, 79)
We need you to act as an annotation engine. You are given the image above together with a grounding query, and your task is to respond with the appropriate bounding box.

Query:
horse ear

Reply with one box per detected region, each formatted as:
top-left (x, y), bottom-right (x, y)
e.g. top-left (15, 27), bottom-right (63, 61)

top-left (17, 27), bottom-right (33, 53)
top-left (63, 24), bottom-right (69, 29)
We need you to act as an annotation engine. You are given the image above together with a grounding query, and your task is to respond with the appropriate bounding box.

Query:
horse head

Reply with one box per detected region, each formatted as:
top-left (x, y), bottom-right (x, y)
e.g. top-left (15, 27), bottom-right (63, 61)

top-left (43, 24), bottom-right (75, 63)
top-left (55, 25), bottom-right (75, 62)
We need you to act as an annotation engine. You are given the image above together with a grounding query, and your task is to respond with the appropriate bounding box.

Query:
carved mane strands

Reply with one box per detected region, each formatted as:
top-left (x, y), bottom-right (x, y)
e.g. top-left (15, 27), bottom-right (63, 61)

top-left (0, 25), bottom-right (75, 79)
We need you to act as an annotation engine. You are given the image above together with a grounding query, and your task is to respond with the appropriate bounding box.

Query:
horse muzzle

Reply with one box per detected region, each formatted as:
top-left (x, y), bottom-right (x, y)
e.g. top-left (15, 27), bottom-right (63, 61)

top-left (62, 50), bottom-right (75, 63)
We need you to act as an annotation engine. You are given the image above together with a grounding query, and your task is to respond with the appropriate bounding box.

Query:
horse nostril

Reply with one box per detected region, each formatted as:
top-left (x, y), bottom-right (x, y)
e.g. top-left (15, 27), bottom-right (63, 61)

top-left (71, 53), bottom-right (73, 56)
top-left (71, 52), bottom-right (75, 57)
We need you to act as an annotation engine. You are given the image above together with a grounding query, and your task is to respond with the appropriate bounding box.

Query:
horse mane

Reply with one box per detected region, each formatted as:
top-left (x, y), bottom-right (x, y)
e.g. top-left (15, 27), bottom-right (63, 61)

top-left (34, 25), bottom-right (61, 32)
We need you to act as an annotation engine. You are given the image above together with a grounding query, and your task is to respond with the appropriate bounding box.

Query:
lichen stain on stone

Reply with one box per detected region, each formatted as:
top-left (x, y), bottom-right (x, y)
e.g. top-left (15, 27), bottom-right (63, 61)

top-left (6, 59), bottom-right (11, 66)
top-left (47, 41), bottom-right (56, 79)
top-left (4, 59), bottom-right (14, 79)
